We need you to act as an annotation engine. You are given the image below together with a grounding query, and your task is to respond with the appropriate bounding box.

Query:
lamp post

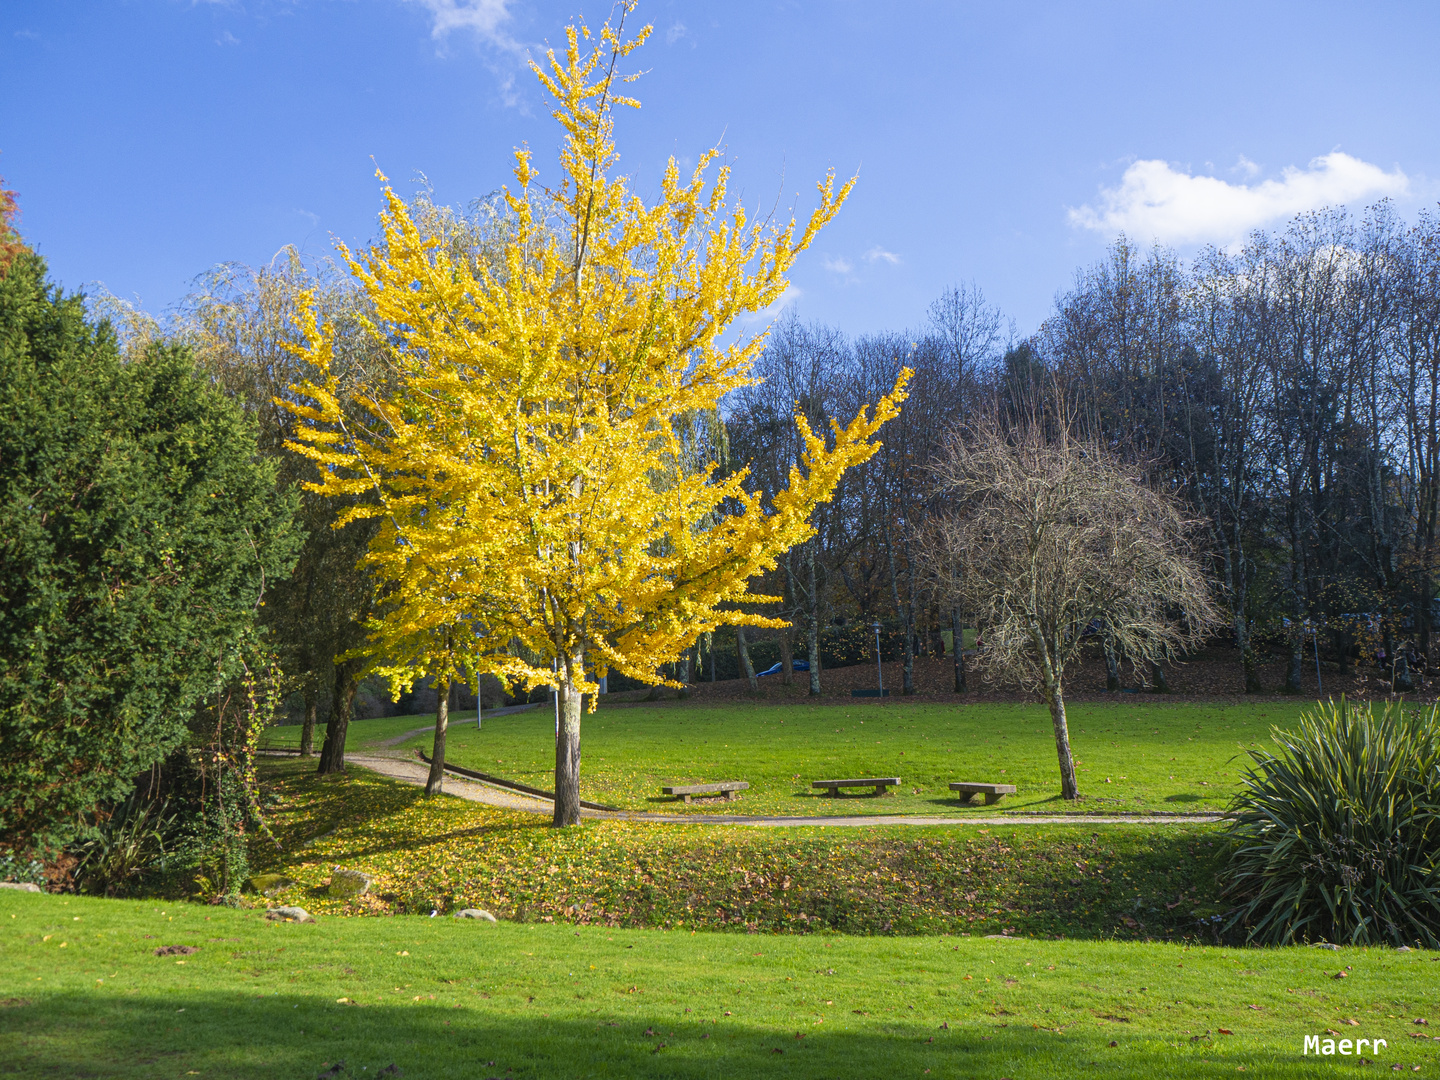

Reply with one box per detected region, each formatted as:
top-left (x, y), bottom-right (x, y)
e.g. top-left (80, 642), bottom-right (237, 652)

top-left (873, 620), bottom-right (884, 695)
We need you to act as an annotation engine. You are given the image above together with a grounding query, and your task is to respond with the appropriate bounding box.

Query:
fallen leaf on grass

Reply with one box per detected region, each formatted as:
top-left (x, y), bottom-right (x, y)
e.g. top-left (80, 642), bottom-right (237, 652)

top-left (1218, 1028), bottom-right (1233, 1035)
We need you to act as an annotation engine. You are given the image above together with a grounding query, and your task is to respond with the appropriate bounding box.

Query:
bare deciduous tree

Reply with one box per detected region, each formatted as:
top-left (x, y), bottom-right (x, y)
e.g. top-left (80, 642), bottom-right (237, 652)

top-left (925, 415), bottom-right (1221, 800)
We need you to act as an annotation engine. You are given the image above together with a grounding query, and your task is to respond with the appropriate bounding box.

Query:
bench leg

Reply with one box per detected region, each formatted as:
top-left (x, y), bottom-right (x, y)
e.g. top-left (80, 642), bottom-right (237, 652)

top-left (956, 791), bottom-right (975, 804)
top-left (723, 790), bottom-right (734, 801)
top-left (984, 793), bottom-right (1002, 806)
top-left (682, 794), bottom-right (692, 804)
top-left (875, 785), bottom-right (887, 796)
top-left (827, 787), bottom-right (837, 797)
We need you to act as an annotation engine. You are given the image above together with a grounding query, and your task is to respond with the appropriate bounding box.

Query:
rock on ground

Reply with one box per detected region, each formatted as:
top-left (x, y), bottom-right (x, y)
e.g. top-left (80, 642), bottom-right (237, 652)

top-left (327, 869), bottom-right (372, 898)
top-left (265, 906), bottom-right (315, 923)
top-left (0, 882), bottom-right (42, 893)
top-left (454, 909), bottom-right (498, 923)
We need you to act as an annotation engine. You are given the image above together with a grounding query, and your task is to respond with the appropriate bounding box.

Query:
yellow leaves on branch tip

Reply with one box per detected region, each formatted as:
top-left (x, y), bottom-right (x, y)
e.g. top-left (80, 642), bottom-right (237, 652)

top-left (278, 8), bottom-right (906, 702)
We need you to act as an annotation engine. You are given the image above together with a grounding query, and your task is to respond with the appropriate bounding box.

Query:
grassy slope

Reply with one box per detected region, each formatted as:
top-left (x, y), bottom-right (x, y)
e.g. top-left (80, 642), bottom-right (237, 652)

top-left (245, 760), bottom-right (1228, 938)
top-left (2, 890), bottom-right (1435, 1079)
top-left (268, 699), bottom-right (1312, 816)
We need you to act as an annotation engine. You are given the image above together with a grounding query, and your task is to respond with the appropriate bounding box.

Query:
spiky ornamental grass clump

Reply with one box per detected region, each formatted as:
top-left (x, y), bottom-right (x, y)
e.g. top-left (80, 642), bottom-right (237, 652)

top-left (1222, 697), bottom-right (1440, 947)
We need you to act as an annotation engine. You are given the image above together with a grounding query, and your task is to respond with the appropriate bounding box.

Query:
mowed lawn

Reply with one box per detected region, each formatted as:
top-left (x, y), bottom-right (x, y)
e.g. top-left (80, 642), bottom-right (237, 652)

top-left (2, 890), bottom-right (1434, 1079)
top-left (268, 699), bottom-right (1315, 816)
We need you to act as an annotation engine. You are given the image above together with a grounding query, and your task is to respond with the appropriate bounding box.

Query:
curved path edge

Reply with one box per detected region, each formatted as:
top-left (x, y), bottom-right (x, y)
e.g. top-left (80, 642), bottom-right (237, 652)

top-left (345, 753), bottom-right (1224, 828)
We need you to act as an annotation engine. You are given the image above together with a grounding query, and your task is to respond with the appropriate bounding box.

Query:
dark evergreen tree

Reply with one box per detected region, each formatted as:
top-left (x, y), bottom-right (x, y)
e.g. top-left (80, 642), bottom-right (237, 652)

top-left (0, 250), bottom-right (300, 850)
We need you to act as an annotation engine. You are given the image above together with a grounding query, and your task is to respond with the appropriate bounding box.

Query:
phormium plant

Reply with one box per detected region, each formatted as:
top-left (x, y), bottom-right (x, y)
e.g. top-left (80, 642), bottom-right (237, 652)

top-left (1222, 696), bottom-right (1440, 947)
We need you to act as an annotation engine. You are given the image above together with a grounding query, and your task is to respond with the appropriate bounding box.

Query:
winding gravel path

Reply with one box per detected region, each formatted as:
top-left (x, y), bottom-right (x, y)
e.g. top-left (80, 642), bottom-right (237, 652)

top-left (346, 751), bottom-right (1224, 828)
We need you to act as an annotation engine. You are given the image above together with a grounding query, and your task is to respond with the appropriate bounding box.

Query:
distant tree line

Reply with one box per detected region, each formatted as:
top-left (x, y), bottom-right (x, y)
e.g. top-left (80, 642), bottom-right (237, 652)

top-left (727, 200), bottom-right (1440, 697)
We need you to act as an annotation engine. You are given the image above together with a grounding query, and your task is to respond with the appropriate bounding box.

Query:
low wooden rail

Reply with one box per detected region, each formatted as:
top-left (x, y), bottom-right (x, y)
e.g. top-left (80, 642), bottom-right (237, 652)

top-left (416, 749), bottom-right (621, 812)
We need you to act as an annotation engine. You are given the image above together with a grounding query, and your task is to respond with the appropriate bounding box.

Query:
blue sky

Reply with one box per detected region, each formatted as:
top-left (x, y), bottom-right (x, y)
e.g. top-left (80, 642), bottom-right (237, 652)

top-left (3, 1), bottom-right (1436, 337)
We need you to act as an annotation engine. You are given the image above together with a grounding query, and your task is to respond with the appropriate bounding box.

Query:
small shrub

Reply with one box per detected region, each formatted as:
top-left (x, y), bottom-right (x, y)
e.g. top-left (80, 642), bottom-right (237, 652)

top-left (71, 794), bottom-right (180, 897)
top-left (1222, 697), bottom-right (1440, 947)
top-left (0, 851), bottom-right (45, 885)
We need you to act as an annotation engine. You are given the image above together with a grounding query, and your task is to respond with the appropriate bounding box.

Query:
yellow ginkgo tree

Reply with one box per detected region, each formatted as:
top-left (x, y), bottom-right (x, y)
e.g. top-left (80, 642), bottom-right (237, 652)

top-left (284, 8), bottom-right (909, 825)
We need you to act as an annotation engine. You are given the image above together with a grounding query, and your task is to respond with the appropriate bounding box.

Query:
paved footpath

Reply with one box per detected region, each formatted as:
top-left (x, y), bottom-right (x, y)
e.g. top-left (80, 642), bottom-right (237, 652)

top-left (347, 751), bottom-right (1224, 828)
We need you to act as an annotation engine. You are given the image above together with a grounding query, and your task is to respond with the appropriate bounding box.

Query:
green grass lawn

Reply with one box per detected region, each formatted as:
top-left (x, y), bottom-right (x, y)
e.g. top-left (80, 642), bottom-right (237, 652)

top-left (3, 889), bottom-right (1434, 1079)
top-left (268, 699), bottom-right (1314, 817)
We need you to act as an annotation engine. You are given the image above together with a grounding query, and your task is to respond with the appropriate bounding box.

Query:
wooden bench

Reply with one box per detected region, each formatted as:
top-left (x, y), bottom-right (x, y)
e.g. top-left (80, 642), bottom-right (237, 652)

top-left (662, 781), bottom-right (750, 804)
top-left (949, 781), bottom-right (1017, 805)
top-left (812, 777), bottom-right (901, 797)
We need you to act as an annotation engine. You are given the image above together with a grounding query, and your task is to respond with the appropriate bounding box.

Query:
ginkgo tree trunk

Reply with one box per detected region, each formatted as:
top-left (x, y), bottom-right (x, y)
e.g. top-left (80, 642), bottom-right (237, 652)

top-left (284, 7), bottom-right (909, 826)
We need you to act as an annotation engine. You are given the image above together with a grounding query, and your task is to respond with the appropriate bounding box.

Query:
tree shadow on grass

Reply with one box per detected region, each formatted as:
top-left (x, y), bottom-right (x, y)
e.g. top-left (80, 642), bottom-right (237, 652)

top-left (2, 988), bottom-right (1266, 1080)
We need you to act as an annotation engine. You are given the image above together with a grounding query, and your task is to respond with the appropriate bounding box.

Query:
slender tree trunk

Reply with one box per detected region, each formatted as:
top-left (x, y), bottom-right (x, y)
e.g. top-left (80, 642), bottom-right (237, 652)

top-left (645, 663), bottom-right (667, 701)
top-left (1032, 628), bottom-right (1078, 799)
top-left (1045, 680), bottom-right (1079, 800)
top-left (807, 539), bottom-right (821, 696)
top-left (1386, 619), bottom-right (1415, 692)
top-left (1332, 629), bottom-right (1351, 677)
top-left (1234, 587), bottom-right (1262, 694)
top-left (1150, 661), bottom-right (1172, 694)
top-left (1103, 633), bottom-right (1121, 692)
top-left (902, 530), bottom-right (919, 695)
top-left (552, 651), bottom-right (584, 828)
top-left (299, 683), bottom-right (317, 758)
top-left (884, 526), bottom-right (915, 695)
top-left (951, 607), bottom-right (967, 693)
top-left (736, 625), bottom-right (759, 691)
top-left (1284, 554), bottom-right (1305, 694)
top-left (779, 557), bottom-right (795, 687)
top-left (678, 652), bottom-right (692, 699)
top-left (707, 631), bottom-right (716, 682)
top-left (317, 661), bottom-right (359, 775)
top-left (425, 678), bottom-right (450, 796)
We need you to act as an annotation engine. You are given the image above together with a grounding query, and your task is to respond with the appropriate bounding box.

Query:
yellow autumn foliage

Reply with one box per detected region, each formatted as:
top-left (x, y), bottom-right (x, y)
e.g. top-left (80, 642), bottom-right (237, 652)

top-left (283, 10), bottom-right (907, 724)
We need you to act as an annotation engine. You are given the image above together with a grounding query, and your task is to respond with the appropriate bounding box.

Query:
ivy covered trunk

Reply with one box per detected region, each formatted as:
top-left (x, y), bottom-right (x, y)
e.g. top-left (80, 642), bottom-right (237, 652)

top-left (317, 658), bottom-right (361, 775)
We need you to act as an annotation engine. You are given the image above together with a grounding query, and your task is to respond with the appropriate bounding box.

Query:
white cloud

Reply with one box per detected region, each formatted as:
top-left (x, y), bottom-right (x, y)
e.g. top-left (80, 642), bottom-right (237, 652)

top-left (216, 29), bottom-right (240, 46)
top-left (1068, 151), bottom-right (1409, 245)
top-left (865, 246), bottom-right (900, 265)
top-left (666, 22), bottom-right (687, 45)
top-left (13, 28), bottom-right (39, 39)
top-left (1232, 155), bottom-right (1261, 179)
top-left (822, 255), bottom-right (853, 275)
top-left (404, 0), bottom-right (518, 51)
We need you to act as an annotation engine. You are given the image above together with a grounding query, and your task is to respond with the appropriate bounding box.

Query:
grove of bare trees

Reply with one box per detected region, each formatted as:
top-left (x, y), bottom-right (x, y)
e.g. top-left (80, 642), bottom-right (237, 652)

top-left (725, 199), bottom-right (1440, 700)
